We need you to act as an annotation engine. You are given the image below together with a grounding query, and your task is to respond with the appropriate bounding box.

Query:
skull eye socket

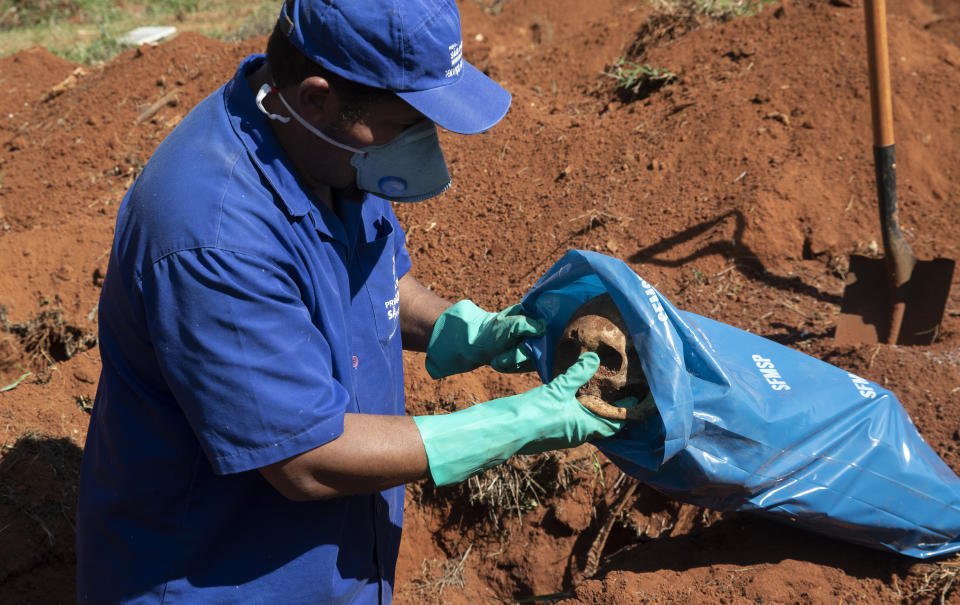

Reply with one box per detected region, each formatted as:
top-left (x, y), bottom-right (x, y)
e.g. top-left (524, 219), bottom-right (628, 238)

top-left (553, 338), bottom-right (582, 376)
top-left (595, 342), bottom-right (623, 372)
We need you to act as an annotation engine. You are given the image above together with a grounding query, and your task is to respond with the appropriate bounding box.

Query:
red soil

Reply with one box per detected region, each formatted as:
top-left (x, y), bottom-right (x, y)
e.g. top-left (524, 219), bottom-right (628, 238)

top-left (1, 0), bottom-right (958, 602)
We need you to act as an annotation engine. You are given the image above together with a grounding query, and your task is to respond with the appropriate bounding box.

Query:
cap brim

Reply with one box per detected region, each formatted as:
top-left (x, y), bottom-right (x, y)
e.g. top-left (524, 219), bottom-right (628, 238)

top-left (396, 61), bottom-right (511, 135)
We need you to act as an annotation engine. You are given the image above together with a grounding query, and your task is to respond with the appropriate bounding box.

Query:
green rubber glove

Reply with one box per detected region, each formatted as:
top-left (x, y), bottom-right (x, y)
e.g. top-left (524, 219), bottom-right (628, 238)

top-left (425, 300), bottom-right (546, 379)
top-left (414, 352), bottom-right (637, 486)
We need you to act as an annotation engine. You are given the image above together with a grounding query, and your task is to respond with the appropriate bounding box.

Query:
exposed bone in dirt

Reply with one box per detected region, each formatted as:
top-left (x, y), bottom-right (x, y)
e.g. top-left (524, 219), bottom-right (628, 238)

top-left (552, 293), bottom-right (653, 420)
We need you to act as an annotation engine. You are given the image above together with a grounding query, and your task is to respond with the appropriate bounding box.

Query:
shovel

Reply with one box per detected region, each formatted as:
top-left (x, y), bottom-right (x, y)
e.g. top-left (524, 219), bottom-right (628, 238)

top-left (834, 0), bottom-right (954, 346)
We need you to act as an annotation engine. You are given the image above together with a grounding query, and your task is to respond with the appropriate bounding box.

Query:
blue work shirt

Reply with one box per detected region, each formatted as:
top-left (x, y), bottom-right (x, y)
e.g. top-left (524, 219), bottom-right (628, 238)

top-left (77, 55), bottom-right (411, 604)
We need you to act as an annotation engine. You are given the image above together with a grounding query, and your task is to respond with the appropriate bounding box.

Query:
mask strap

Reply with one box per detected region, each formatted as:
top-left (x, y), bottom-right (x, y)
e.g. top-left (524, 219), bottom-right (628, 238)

top-left (255, 83), bottom-right (291, 123)
top-left (262, 83), bottom-right (366, 155)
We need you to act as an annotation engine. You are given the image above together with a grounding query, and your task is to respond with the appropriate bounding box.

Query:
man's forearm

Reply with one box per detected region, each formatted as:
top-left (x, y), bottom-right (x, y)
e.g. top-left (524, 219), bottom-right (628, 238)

top-left (257, 274), bottom-right (453, 501)
top-left (398, 272), bottom-right (452, 352)
top-left (258, 413), bottom-right (429, 500)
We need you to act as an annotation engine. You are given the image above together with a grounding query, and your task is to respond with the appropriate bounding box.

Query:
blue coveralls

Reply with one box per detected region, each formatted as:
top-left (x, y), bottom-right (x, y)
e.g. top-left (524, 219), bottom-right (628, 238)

top-left (77, 54), bottom-right (411, 604)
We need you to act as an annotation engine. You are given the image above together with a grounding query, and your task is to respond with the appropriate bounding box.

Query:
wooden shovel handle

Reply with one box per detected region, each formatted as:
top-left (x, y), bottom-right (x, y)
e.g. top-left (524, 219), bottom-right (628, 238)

top-left (864, 0), bottom-right (917, 344)
top-left (865, 0), bottom-right (894, 147)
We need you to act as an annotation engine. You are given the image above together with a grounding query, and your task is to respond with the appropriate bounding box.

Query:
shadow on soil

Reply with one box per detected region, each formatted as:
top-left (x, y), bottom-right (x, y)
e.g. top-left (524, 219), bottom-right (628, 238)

top-left (595, 513), bottom-right (914, 584)
top-left (629, 210), bottom-right (843, 305)
top-left (0, 433), bottom-right (82, 604)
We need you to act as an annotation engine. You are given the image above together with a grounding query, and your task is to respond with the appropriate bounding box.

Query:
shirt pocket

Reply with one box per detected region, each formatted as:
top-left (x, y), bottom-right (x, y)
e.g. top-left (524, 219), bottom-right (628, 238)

top-left (357, 219), bottom-right (400, 346)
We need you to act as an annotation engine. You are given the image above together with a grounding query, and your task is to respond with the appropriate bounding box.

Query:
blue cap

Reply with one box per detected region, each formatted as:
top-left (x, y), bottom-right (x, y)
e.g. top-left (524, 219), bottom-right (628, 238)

top-left (278, 0), bottom-right (511, 135)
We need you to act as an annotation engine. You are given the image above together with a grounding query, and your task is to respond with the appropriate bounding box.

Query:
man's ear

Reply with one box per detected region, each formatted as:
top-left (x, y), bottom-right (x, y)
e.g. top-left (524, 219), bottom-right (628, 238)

top-left (297, 76), bottom-right (335, 124)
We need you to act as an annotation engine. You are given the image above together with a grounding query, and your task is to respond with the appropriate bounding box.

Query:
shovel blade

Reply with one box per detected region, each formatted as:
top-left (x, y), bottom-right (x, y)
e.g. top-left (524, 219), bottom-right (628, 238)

top-left (835, 255), bottom-right (955, 345)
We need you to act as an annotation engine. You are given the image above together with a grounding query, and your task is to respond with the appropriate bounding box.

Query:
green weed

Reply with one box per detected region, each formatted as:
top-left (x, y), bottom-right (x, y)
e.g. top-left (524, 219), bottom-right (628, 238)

top-left (1, 1), bottom-right (278, 62)
top-left (1, 371), bottom-right (32, 392)
top-left (697, 0), bottom-right (774, 19)
top-left (607, 57), bottom-right (677, 98)
top-left (607, 0), bottom-right (773, 101)
top-left (146, 0), bottom-right (201, 18)
top-left (0, 0), bottom-right (117, 29)
top-left (220, 2), bottom-right (277, 42)
top-left (591, 450), bottom-right (605, 488)
top-left (58, 24), bottom-right (119, 64)
top-left (654, 0), bottom-right (775, 20)
top-left (0, 0), bottom-right (202, 27)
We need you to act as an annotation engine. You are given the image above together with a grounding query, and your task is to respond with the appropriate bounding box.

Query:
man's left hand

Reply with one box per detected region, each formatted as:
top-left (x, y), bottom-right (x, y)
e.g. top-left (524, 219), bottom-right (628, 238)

top-left (425, 300), bottom-right (545, 378)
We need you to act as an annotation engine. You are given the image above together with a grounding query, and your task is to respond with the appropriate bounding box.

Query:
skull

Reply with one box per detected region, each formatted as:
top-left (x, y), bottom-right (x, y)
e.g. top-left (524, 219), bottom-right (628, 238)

top-left (553, 293), bottom-right (651, 420)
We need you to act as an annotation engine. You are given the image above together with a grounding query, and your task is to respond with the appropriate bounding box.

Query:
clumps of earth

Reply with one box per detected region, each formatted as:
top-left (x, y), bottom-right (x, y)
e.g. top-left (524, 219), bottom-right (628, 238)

top-left (552, 293), bottom-right (654, 421)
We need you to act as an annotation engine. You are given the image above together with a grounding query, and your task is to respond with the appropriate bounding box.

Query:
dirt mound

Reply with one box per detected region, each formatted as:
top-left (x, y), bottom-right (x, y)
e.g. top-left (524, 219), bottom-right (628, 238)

top-left (0, 0), bottom-right (958, 603)
top-left (0, 46), bottom-right (77, 118)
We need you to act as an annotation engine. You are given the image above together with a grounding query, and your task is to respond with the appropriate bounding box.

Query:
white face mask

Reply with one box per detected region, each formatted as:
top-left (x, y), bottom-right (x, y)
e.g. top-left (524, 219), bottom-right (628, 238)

top-left (255, 83), bottom-right (451, 202)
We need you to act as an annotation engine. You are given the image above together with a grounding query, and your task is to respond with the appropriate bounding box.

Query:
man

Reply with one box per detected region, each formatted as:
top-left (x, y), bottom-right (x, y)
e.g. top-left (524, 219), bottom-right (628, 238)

top-left (76, 1), bottom-right (633, 602)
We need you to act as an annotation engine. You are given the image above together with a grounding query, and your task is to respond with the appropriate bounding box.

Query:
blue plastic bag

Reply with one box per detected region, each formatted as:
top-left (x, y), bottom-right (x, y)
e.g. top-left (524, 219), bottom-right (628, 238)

top-left (521, 250), bottom-right (960, 558)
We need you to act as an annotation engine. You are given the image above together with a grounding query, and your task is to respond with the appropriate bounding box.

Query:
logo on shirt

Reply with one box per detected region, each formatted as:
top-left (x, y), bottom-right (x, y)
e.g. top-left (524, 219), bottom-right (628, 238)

top-left (445, 41), bottom-right (463, 78)
top-left (385, 291), bottom-right (399, 321)
top-left (384, 256), bottom-right (400, 322)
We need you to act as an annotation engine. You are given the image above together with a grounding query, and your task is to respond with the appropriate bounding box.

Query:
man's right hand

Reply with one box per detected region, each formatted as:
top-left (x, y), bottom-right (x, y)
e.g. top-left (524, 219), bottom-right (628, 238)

top-left (413, 352), bottom-right (637, 486)
top-left (259, 353), bottom-right (636, 500)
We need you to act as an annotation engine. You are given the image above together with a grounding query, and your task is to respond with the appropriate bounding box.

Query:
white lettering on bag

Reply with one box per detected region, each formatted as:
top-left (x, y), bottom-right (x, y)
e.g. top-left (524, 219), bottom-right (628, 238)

top-left (638, 278), bottom-right (669, 324)
top-left (751, 354), bottom-right (791, 391)
top-left (847, 373), bottom-right (877, 399)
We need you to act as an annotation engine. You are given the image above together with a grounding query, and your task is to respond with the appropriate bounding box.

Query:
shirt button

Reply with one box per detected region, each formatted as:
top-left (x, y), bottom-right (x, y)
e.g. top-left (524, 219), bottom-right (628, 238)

top-left (352, 355), bottom-right (359, 369)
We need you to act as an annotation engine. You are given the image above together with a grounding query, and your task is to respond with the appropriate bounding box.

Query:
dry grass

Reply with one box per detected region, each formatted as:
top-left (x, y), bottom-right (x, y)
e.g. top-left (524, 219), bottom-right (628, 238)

top-left (0, 333), bottom-right (19, 376)
top-left (405, 545), bottom-right (472, 602)
top-left (574, 474), bottom-right (639, 584)
top-left (906, 558), bottom-right (960, 604)
top-left (651, 0), bottom-right (773, 20)
top-left (464, 452), bottom-right (595, 529)
top-left (0, 302), bottom-right (96, 377)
